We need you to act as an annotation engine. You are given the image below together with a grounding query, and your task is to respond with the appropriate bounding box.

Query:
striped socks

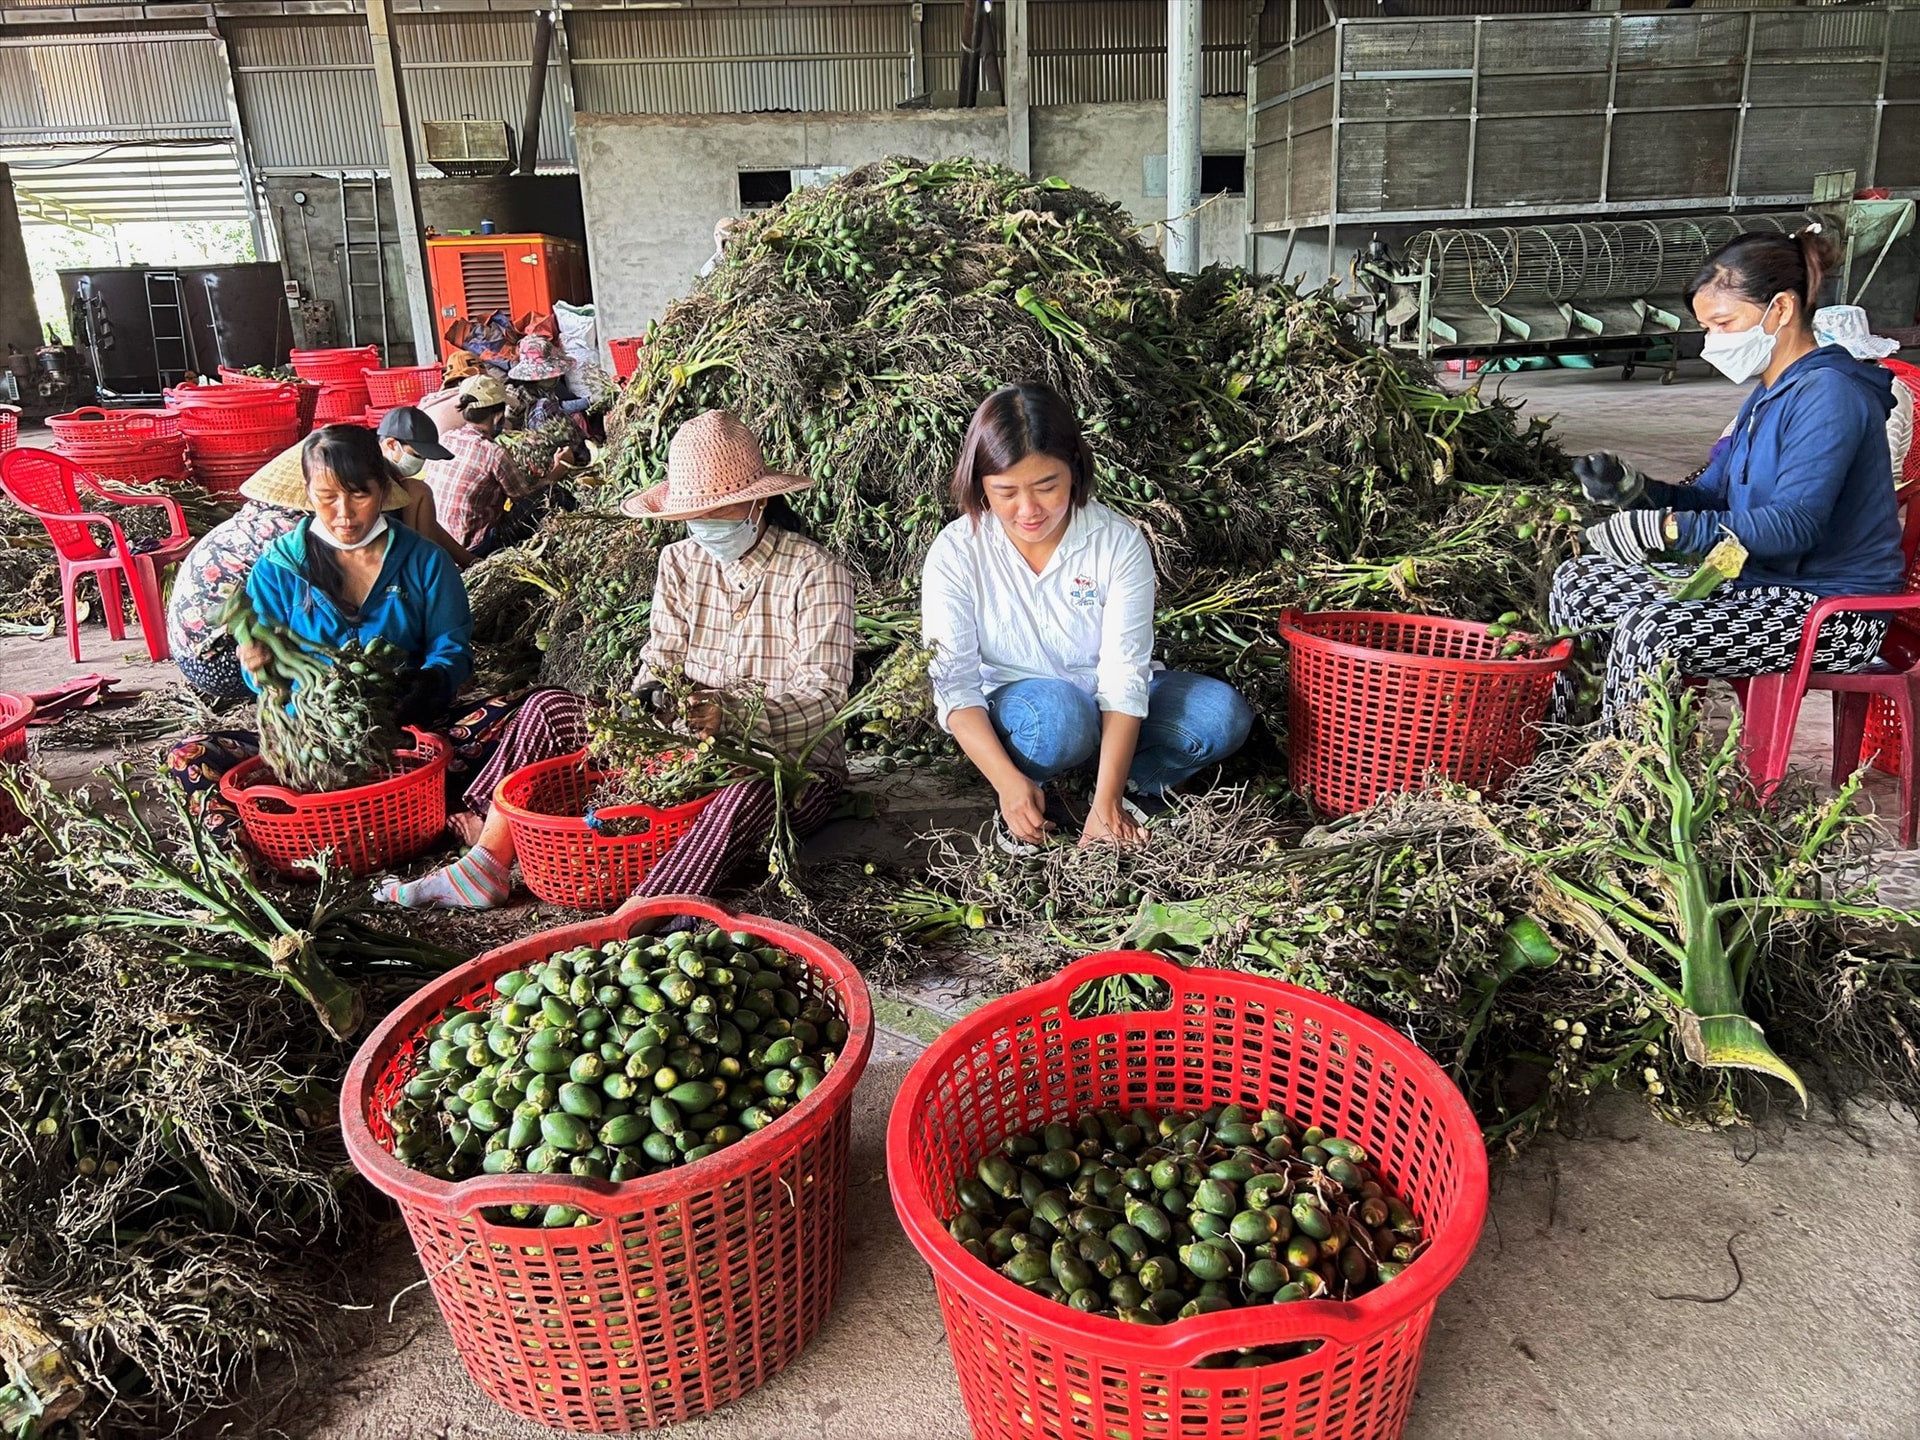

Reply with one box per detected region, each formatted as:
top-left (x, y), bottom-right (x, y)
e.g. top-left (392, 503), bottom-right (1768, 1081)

top-left (378, 843), bottom-right (512, 911)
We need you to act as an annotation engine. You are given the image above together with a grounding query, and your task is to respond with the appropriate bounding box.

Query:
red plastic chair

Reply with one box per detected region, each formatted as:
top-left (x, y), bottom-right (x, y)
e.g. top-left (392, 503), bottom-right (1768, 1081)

top-left (0, 449), bottom-right (194, 664)
top-left (1736, 497), bottom-right (1920, 848)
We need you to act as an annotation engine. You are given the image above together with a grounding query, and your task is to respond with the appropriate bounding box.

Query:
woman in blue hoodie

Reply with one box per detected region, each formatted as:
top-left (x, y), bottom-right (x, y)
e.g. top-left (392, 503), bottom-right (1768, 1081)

top-left (167, 425), bottom-right (474, 831)
top-left (1549, 227), bottom-right (1904, 730)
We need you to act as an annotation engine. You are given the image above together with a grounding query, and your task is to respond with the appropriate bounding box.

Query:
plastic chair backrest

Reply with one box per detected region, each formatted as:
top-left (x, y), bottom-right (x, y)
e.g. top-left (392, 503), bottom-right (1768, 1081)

top-left (0, 450), bottom-right (108, 562)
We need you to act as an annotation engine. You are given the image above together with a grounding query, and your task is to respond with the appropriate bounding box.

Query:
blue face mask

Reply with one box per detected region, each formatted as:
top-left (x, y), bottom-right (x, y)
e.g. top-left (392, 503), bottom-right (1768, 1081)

top-left (686, 505), bottom-right (764, 564)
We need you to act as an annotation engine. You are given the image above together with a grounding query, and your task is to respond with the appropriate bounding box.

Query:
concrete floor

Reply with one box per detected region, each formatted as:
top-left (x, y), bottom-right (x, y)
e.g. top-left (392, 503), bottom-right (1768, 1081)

top-left (9, 369), bottom-right (1920, 1438)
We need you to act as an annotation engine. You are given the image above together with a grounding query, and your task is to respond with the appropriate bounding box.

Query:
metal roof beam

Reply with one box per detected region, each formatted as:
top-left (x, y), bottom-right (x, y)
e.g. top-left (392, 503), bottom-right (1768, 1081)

top-left (13, 187), bottom-right (111, 234)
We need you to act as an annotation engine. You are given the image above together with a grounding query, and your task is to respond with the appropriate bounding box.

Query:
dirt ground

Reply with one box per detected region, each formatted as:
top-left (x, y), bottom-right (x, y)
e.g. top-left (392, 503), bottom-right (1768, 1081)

top-left (7, 366), bottom-right (1920, 1438)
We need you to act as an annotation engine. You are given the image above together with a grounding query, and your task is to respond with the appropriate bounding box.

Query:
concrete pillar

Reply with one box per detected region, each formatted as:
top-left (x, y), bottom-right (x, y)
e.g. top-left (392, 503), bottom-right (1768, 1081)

top-left (0, 166), bottom-right (43, 356)
top-left (365, 0), bottom-right (437, 362)
top-left (1166, 0), bottom-right (1202, 273)
top-left (1004, 0), bottom-right (1032, 175)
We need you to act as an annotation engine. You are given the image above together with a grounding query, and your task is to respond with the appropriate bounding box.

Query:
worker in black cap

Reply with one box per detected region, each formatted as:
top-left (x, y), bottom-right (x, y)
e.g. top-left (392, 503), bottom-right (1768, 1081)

top-left (375, 405), bottom-right (476, 568)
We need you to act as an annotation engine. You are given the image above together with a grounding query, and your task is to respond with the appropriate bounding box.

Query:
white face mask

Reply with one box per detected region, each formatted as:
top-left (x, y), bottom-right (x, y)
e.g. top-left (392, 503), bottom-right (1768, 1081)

top-left (686, 503), bottom-right (764, 565)
top-left (384, 441), bottom-right (426, 478)
top-left (1701, 298), bottom-right (1784, 385)
top-left (311, 513), bottom-right (390, 552)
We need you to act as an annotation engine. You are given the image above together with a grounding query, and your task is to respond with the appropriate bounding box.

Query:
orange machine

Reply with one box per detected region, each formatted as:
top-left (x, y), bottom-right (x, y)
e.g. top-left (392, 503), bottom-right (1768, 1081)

top-left (425, 234), bottom-right (590, 361)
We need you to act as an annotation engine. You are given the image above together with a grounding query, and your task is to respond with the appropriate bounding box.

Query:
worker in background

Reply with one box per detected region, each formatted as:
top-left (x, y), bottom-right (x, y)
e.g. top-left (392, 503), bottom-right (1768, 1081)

top-left (166, 409), bottom-right (465, 699)
top-left (420, 350), bottom-right (490, 440)
top-left (166, 426), bottom-right (473, 832)
top-left (921, 382), bottom-right (1253, 854)
top-left (379, 409), bottom-right (854, 911)
top-left (504, 334), bottom-right (596, 440)
top-left (421, 373), bottom-right (573, 557)
top-left (1550, 227), bottom-right (1905, 730)
top-left (699, 216), bottom-right (743, 279)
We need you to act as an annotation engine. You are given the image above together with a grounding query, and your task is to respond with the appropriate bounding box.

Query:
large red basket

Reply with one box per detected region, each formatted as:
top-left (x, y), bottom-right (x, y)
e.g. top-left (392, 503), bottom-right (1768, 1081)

top-left (494, 750), bottom-right (720, 911)
top-left (219, 727), bottom-right (450, 877)
top-left (1278, 610), bottom-right (1571, 816)
top-left (0, 693), bottom-right (34, 836)
top-left (219, 369), bottom-right (322, 433)
top-left (47, 407), bottom-right (181, 447)
top-left (888, 951), bottom-right (1488, 1440)
top-left (340, 894), bottom-right (874, 1432)
top-left (364, 365), bottom-right (442, 409)
top-left (290, 346), bottom-right (381, 382)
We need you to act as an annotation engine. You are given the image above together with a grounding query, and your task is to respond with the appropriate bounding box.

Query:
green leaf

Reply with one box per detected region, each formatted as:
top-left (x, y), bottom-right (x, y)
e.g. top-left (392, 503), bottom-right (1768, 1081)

top-left (1680, 1011), bottom-right (1807, 1108)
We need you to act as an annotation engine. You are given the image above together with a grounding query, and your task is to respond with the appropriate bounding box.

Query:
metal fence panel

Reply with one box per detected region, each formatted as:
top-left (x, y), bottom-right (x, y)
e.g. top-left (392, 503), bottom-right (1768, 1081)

top-left (1740, 104), bottom-right (1874, 195)
top-left (1339, 78), bottom-right (1470, 120)
top-left (1474, 115), bottom-right (1604, 205)
top-left (1609, 109), bottom-right (1737, 200)
top-left (1339, 118), bottom-right (1470, 212)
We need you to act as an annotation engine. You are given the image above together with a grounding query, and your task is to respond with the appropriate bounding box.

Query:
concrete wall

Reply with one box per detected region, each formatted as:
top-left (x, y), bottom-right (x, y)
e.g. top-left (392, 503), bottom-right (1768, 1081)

top-left (576, 109), bottom-right (1013, 340)
top-left (1030, 98), bottom-right (1246, 272)
top-left (265, 176), bottom-right (418, 365)
top-left (0, 166), bottom-right (43, 359)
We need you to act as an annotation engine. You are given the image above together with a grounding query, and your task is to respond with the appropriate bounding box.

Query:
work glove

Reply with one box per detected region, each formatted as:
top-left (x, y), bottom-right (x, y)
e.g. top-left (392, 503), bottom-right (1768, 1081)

top-left (1582, 509), bottom-right (1670, 569)
top-left (630, 673), bottom-right (671, 714)
top-left (1573, 452), bottom-right (1650, 507)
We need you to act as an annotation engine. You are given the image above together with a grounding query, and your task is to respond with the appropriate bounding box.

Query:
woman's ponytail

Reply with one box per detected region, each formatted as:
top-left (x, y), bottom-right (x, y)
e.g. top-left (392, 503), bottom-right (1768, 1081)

top-left (1795, 222), bottom-right (1836, 311)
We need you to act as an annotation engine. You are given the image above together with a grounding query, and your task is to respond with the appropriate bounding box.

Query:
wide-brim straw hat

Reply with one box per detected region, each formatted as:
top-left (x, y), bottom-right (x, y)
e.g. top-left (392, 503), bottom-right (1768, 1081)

top-left (238, 439), bottom-right (409, 512)
top-left (620, 410), bottom-right (812, 521)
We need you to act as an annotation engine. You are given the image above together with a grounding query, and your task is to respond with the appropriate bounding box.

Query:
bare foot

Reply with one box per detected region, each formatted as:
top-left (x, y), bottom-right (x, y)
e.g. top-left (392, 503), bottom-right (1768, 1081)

top-left (449, 811), bottom-right (485, 847)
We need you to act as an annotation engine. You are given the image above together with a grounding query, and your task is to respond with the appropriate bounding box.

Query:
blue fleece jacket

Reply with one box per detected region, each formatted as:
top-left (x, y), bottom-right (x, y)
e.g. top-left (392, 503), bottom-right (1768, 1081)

top-left (1646, 346), bottom-right (1902, 597)
top-left (244, 519), bottom-right (473, 694)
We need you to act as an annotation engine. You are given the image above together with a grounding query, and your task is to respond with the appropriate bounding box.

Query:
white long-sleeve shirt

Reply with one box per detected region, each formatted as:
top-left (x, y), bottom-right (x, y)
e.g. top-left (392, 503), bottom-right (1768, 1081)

top-left (920, 500), bottom-right (1157, 730)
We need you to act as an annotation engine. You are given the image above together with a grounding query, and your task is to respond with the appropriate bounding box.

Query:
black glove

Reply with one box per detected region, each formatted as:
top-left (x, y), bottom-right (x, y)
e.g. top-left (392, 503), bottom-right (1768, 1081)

top-left (1573, 452), bottom-right (1650, 507)
top-left (1582, 509), bottom-right (1670, 568)
top-left (394, 668), bottom-right (454, 729)
top-left (629, 672), bottom-right (669, 715)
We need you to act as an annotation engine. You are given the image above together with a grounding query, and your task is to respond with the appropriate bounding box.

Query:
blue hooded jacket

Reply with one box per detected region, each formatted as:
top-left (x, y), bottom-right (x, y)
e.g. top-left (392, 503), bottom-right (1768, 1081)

top-left (1647, 346), bottom-right (1902, 596)
top-left (244, 519), bottom-right (473, 695)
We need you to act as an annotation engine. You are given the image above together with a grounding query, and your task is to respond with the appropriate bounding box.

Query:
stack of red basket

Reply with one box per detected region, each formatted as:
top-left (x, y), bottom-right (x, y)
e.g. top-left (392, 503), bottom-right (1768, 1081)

top-left (165, 382), bottom-right (303, 496)
top-left (218, 367), bottom-right (323, 435)
top-left (361, 365), bottom-right (443, 426)
top-left (48, 407), bottom-right (192, 487)
top-left (289, 347), bottom-right (382, 426)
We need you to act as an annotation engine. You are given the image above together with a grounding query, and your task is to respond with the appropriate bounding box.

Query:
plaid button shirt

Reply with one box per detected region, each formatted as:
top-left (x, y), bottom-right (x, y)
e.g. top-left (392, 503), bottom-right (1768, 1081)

top-left (422, 425), bottom-right (539, 549)
top-left (641, 527), bottom-right (857, 774)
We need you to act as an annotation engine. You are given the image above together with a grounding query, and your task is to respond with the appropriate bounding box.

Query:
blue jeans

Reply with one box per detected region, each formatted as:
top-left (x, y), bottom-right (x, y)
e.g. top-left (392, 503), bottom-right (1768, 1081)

top-left (987, 672), bottom-right (1254, 797)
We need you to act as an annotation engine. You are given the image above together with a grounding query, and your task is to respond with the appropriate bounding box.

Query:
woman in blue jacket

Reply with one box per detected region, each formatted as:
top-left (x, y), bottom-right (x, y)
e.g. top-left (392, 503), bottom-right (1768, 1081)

top-left (1550, 227), bottom-right (1904, 730)
top-left (168, 425), bottom-right (474, 832)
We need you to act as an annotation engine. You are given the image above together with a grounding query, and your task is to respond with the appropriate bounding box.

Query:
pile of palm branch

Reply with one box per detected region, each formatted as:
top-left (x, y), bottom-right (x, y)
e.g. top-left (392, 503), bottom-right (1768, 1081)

top-left (470, 157), bottom-right (1574, 723)
top-left (0, 768), bottom-right (463, 1434)
top-left (784, 686), bottom-right (1920, 1145)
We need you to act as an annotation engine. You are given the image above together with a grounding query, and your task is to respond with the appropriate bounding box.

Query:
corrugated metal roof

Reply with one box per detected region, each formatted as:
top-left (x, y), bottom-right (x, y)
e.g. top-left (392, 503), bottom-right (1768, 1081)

top-left (1029, 0), bottom-right (1251, 104)
top-left (0, 29), bottom-right (232, 145)
top-left (228, 15), bottom-right (572, 172)
top-left (571, 7), bottom-right (913, 114)
top-left (3, 141), bottom-right (249, 225)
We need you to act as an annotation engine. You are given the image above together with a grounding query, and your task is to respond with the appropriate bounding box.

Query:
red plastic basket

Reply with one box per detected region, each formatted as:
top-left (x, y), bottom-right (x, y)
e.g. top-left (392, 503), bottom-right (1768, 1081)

top-left (608, 337), bottom-right (644, 383)
top-left (364, 365), bottom-right (442, 409)
top-left (47, 407), bottom-right (181, 446)
top-left (340, 894), bottom-right (875, 1432)
top-left (0, 693), bottom-right (33, 836)
top-left (290, 346), bottom-right (381, 382)
top-left (219, 369), bottom-right (322, 433)
top-left (312, 384), bottom-right (372, 426)
top-left (888, 950), bottom-right (1488, 1440)
top-left (219, 727), bottom-right (450, 877)
top-left (494, 750), bottom-right (720, 911)
top-left (184, 423), bottom-right (302, 458)
top-left (0, 409), bottom-right (16, 455)
top-left (1278, 610), bottom-right (1571, 816)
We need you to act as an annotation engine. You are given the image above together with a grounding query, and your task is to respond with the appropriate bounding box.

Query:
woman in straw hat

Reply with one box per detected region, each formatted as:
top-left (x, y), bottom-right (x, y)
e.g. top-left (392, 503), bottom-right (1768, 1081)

top-left (381, 409), bottom-right (855, 910)
top-left (166, 407), bottom-right (464, 700)
top-left (166, 424), bottom-right (476, 834)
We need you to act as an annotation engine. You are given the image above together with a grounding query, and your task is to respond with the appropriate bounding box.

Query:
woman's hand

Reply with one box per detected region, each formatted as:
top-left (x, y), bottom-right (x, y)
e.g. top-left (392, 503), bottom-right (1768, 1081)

top-left (996, 776), bottom-right (1053, 848)
top-left (1081, 798), bottom-right (1146, 850)
top-left (682, 692), bottom-right (726, 739)
top-left (236, 640), bottom-right (271, 679)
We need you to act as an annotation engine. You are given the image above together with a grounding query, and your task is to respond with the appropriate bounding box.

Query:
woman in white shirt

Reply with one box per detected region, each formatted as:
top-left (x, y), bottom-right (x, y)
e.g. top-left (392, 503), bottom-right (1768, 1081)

top-left (921, 383), bottom-right (1254, 851)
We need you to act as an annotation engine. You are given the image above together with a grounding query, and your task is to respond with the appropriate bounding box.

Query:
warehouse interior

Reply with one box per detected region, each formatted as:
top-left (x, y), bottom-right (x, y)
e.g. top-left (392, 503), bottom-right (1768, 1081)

top-left (2, 1), bottom-right (1919, 1438)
